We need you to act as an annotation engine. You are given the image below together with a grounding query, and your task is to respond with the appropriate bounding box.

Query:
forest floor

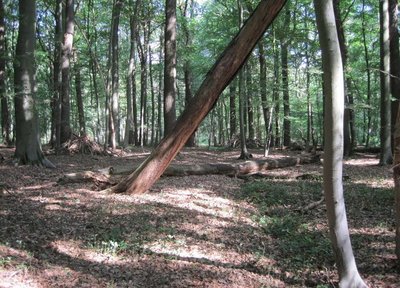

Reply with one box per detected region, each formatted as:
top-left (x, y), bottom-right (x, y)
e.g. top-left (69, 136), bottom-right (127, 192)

top-left (0, 145), bottom-right (398, 287)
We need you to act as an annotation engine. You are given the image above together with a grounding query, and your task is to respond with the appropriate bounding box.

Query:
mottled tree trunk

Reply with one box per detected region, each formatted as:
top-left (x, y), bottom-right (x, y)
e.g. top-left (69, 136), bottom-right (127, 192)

top-left (380, 0), bottom-right (393, 164)
top-left (229, 80), bottom-right (237, 140)
top-left (108, 0), bottom-right (123, 149)
top-left (314, 0), bottom-right (367, 286)
top-left (390, 0), bottom-right (400, 148)
top-left (74, 54), bottom-right (86, 137)
top-left (164, 0), bottom-right (177, 135)
top-left (109, 0), bottom-right (286, 195)
top-left (281, 9), bottom-right (290, 147)
top-left (14, 0), bottom-right (54, 168)
top-left (60, 0), bottom-right (74, 144)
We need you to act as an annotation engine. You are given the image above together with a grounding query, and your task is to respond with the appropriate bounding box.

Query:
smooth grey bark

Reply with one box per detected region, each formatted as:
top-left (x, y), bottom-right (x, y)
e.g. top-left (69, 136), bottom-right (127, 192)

top-left (380, 0), bottom-right (393, 165)
top-left (14, 0), bottom-right (54, 168)
top-left (163, 0), bottom-right (177, 136)
top-left (314, 0), bottom-right (367, 286)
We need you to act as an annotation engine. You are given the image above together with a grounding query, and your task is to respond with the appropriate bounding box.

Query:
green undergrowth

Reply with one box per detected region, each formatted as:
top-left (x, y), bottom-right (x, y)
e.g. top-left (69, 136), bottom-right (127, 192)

top-left (240, 174), bottom-right (395, 285)
top-left (240, 179), bottom-right (333, 274)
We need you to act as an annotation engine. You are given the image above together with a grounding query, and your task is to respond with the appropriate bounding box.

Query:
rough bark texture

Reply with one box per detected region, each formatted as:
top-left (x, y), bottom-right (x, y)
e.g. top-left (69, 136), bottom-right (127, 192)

top-left (0, 0), bottom-right (11, 146)
top-left (60, 0), bottom-right (75, 144)
top-left (164, 0), bottom-right (177, 136)
top-left (109, 0), bottom-right (287, 195)
top-left (108, 0), bottom-right (123, 149)
top-left (14, 0), bottom-right (54, 168)
top-left (52, 0), bottom-right (63, 151)
top-left (390, 0), bottom-right (400, 148)
top-left (380, 0), bottom-right (393, 165)
top-left (281, 9), bottom-right (290, 147)
top-left (75, 56), bottom-right (86, 136)
top-left (393, 116), bottom-right (400, 264)
top-left (62, 154), bottom-right (320, 186)
top-left (314, 0), bottom-right (367, 286)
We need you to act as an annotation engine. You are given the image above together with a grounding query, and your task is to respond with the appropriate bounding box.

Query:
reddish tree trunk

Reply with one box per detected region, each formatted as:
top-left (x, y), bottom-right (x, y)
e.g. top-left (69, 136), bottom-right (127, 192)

top-left (109, 0), bottom-right (287, 194)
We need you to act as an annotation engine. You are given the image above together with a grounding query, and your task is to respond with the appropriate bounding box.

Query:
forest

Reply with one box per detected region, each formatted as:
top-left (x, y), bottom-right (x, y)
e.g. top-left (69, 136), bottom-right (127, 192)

top-left (0, 0), bottom-right (400, 286)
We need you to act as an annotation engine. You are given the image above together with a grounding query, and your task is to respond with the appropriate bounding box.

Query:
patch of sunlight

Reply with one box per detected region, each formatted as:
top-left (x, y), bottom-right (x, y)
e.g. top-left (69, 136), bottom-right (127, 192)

top-left (20, 183), bottom-right (54, 191)
top-left (0, 245), bottom-right (39, 288)
top-left (51, 240), bottom-right (120, 264)
top-left (140, 189), bottom-right (237, 219)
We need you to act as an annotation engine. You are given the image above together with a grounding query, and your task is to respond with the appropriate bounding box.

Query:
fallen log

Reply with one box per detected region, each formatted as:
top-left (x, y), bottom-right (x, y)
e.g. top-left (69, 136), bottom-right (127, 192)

top-left (58, 154), bottom-right (320, 189)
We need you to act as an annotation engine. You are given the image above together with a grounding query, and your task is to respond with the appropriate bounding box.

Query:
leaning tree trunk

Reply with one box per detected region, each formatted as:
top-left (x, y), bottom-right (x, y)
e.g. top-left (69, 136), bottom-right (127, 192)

top-left (14, 0), bottom-right (54, 168)
top-left (314, 0), bottom-right (367, 286)
top-left (107, 0), bottom-right (287, 195)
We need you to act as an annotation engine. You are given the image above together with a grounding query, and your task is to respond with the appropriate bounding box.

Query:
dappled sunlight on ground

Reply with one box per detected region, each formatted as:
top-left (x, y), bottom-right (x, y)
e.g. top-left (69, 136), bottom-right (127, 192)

top-left (0, 147), bottom-right (398, 287)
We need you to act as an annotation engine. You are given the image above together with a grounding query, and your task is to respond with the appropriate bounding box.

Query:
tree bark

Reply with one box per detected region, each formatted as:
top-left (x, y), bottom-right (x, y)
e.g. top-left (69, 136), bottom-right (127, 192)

top-left (333, 0), bottom-right (355, 157)
top-left (0, 0), bottom-right (11, 146)
top-left (63, 154), bottom-right (319, 187)
top-left (60, 0), bottom-right (74, 144)
top-left (380, 0), bottom-right (393, 164)
top-left (108, 0), bottom-right (286, 195)
top-left (281, 9), bottom-right (290, 147)
top-left (124, 5), bottom-right (138, 146)
top-left (314, 0), bottom-right (367, 286)
top-left (390, 0), bottom-right (400, 148)
top-left (229, 80), bottom-right (237, 140)
top-left (108, 0), bottom-right (123, 149)
top-left (14, 0), bottom-right (54, 168)
top-left (74, 53), bottom-right (86, 137)
top-left (362, 0), bottom-right (372, 148)
top-left (164, 0), bottom-right (177, 136)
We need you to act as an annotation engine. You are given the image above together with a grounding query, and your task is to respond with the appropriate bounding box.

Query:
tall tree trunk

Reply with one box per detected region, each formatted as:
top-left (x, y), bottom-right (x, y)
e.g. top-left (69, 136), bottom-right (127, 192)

top-left (390, 0), bottom-right (400, 148)
top-left (237, 0), bottom-right (251, 159)
top-left (138, 18), bottom-right (149, 146)
top-left (281, 9), bottom-right (290, 147)
top-left (108, 0), bottom-right (123, 150)
top-left (246, 63), bottom-right (255, 141)
top-left (273, 35), bottom-right (281, 147)
top-left (0, 0), bottom-right (11, 145)
top-left (51, 0), bottom-right (63, 151)
top-left (182, 0), bottom-right (196, 147)
top-left (14, 0), bottom-right (54, 168)
top-left (108, 0), bottom-right (286, 195)
top-left (157, 33), bottom-right (163, 143)
top-left (380, 0), bottom-right (393, 164)
top-left (163, 0), bottom-right (177, 135)
top-left (389, 0), bottom-right (400, 263)
top-left (362, 0), bottom-right (372, 148)
top-left (74, 53), bottom-right (86, 136)
top-left (60, 0), bottom-right (74, 144)
top-left (333, 0), bottom-right (354, 156)
top-left (258, 41), bottom-right (271, 156)
top-left (314, 0), bottom-right (367, 286)
top-left (229, 80), bottom-right (237, 139)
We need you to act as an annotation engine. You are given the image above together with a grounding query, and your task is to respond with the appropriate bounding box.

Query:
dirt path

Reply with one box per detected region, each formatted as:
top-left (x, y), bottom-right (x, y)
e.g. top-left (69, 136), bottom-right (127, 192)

top-left (0, 147), bottom-right (398, 287)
